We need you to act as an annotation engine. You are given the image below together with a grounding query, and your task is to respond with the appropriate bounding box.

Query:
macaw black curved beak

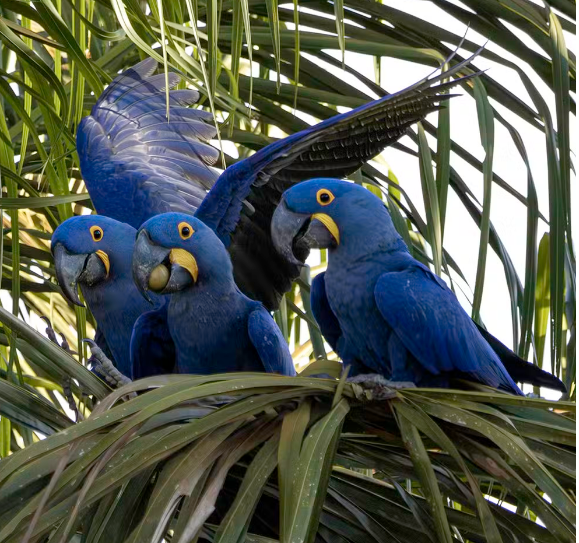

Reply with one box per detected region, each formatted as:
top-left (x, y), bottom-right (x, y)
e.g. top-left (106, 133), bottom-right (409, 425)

top-left (53, 244), bottom-right (109, 307)
top-left (271, 199), bottom-right (338, 265)
top-left (133, 230), bottom-right (197, 302)
top-left (53, 244), bottom-right (85, 306)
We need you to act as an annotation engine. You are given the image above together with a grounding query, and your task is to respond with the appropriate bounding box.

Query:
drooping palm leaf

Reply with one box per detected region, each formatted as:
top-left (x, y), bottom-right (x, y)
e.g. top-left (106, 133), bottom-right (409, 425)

top-left (0, 374), bottom-right (574, 542)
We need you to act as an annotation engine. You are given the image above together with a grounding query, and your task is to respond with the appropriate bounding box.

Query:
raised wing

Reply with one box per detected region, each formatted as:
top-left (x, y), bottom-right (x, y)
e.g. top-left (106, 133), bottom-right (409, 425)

top-left (196, 48), bottom-right (483, 308)
top-left (79, 50), bottom-right (481, 309)
top-left (374, 265), bottom-right (523, 394)
top-left (77, 58), bottom-right (219, 229)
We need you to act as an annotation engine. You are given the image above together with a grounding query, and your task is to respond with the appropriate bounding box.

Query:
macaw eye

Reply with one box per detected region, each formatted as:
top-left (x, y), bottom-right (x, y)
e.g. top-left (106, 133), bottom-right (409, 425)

top-left (316, 189), bottom-right (335, 206)
top-left (178, 221), bottom-right (194, 240)
top-left (90, 226), bottom-right (103, 242)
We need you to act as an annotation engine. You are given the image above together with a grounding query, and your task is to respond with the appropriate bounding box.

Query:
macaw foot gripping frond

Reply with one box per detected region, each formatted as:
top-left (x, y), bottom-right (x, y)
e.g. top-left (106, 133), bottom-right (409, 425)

top-left (40, 317), bottom-right (77, 355)
top-left (40, 316), bottom-right (59, 345)
top-left (40, 316), bottom-right (83, 421)
top-left (83, 339), bottom-right (132, 390)
top-left (61, 379), bottom-right (84, 422)
top-left (348, 373), bottom-right (416, 401)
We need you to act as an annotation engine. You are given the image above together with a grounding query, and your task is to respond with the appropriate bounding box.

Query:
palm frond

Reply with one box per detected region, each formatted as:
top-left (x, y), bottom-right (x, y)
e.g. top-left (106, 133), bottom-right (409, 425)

top-left (0, 375), bottom-right (574, 542)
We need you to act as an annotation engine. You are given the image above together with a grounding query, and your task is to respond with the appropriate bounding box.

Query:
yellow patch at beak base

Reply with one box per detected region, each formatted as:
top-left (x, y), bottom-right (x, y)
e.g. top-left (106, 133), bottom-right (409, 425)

top-left (311, 213), bottom-right (340, 245)
top-left (170, 248), bottom-right (199, 282)
top-left (95, 250), bottom-right (110, 277)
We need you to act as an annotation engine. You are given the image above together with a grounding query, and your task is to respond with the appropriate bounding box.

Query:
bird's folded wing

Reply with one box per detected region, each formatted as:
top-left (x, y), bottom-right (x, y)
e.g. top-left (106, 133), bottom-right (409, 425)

top-left (247, 308), bottom-right (296, 376)
top-left (77, 58), bottom-right (219, 228)
top-left (130, 303), bottom-right (176, 379)
top-left (374, 266), bottom-right (522, 394)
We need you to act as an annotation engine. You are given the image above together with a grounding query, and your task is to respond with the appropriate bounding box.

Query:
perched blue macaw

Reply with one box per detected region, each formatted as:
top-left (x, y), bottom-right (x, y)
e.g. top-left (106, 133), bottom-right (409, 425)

top-left (131, 213), bottom-right (295, 376)
top-left (76, 53), bottom-right (481, 310)
top-left (51, 216), bottom-right (174, 378)
top-left (62, 49), bottom-right (483, 379)
top-left (271, 179), bottom-right (565, 394)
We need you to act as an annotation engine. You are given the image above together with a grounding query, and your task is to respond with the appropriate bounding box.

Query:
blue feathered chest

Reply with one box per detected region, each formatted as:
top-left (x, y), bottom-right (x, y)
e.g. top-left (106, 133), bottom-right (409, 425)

top-left (324, 254), bottom-right (397, 376)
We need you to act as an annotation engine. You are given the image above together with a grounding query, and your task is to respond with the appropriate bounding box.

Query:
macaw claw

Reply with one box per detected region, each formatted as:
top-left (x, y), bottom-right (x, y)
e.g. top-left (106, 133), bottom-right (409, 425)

top-left (83, 338), bottom-right (132, 389)
top-left (348, 373), bottom-right (416, 401)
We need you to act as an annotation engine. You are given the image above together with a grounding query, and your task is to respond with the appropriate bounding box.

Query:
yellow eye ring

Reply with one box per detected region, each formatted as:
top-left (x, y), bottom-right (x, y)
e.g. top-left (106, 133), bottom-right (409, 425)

top-left (316, 188), bottom-right (335, 206)
top-left (178, 221), bottom-right (194, 240)
top-left (90, 225), bottom-right (103, 242)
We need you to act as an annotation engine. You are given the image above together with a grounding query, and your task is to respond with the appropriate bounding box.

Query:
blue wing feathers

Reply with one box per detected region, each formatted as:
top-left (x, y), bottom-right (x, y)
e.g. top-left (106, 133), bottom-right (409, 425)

top-left (130, 304), bottom-right (176, 379)
top-left (101, 72), bottom-right (181, 109)
top-left (136, 121), bottom-right (216, 141)
top-left (77, 59), bottom-right (218, 228)
top-left (196, 60), bottom-right (478, 243)
top-left (247, 309), bottom-right (296, 376)
top-left (374, 267), bottom-right (523, 394)
top-left (96, 58), bottom-right (157, 104)
top-left (112, 89), bottom-right (201, 114)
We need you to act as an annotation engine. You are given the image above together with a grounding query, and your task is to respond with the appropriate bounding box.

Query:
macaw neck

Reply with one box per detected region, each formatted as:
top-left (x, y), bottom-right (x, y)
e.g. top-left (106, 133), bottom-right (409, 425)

top-left (330, 215), bottom-right (408, 265)
top-left (177, 274), bottom-right (239, 301)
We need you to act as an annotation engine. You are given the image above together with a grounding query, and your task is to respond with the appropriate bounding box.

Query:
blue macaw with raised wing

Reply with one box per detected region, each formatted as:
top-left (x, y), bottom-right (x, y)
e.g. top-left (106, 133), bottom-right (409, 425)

top-left (51, 216), bottom-right (175, 379)
top-left (271, 179), bottom-right (566, 394)
top-left (131, 213), bottom-right (295, 376)
top-left (64, 49), bottom-right (499, 379)
top-left (76, 53), bottom-right (481, 310)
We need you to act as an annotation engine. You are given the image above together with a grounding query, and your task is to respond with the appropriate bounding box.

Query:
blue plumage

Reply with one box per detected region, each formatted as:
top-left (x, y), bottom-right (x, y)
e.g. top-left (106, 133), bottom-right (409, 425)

top-left (132, 213), bottom-right (295, 376)
top-left (51, 216), bottom-right (167, 378)
top-left (77, 55), bottom-right (479, 309)
top-left (61, 54), bottom-right (565, 391)
top-left (271, 179), bottom-right (523, 394)
top-left (310, 273), bottom-right (342, 354)
top-left (130, 303), bottom-right (176, 378)
top-left (77, 58), bottom-right (218, 229)
top-left (63, 53), bottom-right (487, 379)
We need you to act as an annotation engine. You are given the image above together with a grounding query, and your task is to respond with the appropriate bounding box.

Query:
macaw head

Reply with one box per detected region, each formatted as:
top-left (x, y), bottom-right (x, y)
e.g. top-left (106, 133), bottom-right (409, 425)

top-left (271, 178), bottom-right (401, 264)
top-left (133, 212), bottom-right (233, 300)
top-left (52, 216), bottom-right (137, 306)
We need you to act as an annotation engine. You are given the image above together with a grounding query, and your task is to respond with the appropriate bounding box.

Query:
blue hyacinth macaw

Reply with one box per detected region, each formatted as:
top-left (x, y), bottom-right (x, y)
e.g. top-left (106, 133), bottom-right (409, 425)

top-left (76, 52), bottom-right (482, 310)
top-left (66, 48), bottom-right (481, 379)
top-left (51, 216), bottom-right (175, 379)
top-left (271, 179), bottom-right (566, 394)
top-left (131, 213), bottom-right (295, 376)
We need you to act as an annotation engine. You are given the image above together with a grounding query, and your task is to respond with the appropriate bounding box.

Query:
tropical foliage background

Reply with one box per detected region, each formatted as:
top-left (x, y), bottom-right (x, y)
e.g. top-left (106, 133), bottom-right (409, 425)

top-left (0, 0), bottom-right (575, 541)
